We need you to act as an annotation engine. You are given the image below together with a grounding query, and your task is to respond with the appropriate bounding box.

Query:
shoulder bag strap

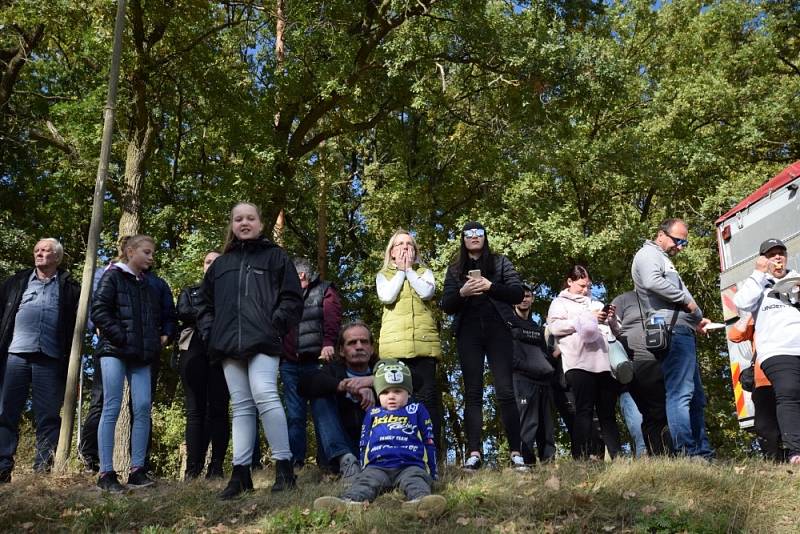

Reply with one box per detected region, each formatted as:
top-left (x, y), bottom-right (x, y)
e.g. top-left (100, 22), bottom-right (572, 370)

top-left (635, 291), bottom-right (680, 330)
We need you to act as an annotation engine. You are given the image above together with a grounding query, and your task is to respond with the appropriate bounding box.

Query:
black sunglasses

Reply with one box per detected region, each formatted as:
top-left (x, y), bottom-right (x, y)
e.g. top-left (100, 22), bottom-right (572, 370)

top-left (665, 233), bottom-right (689, 248)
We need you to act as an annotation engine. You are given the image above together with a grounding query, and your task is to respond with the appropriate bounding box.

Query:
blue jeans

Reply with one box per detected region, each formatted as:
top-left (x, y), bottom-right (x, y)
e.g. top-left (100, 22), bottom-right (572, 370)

top-left (660, 328), bottom-right (713, 457)
top-left (98, 356), bottom-right (152, 473)
top-left (0, 353), bottom-right (65, 472)
top-left (619, 391), bottom-right (646, 457)
top-left (280, 360), bottom-right (322, 465)
top-left (311, 395), bottom-right (357, 464)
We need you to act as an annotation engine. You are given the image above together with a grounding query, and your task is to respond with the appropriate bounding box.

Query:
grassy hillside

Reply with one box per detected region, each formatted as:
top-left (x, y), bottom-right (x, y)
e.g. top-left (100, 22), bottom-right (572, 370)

top-left (1, 458), bottom-right (798, 533)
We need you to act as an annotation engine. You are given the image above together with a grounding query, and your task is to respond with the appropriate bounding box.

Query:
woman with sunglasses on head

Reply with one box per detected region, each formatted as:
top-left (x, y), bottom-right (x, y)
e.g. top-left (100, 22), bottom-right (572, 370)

top-left (198, 202), bottom-right (304, 499)
top-left (441, 222), bottom-right (525, 471)
top-left (376, 229), bottom-right (443, 448)
top-left (547, 265), bottom-right (622, 460)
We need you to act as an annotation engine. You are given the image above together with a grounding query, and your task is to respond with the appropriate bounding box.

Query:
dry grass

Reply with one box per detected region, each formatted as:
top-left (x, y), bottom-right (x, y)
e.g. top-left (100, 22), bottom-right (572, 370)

top-left (1, 457), bottom-right (799, 533)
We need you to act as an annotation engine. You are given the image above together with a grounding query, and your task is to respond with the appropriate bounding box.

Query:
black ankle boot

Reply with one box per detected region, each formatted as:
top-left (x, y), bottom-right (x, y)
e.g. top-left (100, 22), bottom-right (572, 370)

top-left (271, 459), bottom-right (296, 492)
top-left (184, 463), bottom-right (202, 481)
top-left (219, 465), bottom-right (253, 500)
top-left (206, 460), bottom-right (224, 479)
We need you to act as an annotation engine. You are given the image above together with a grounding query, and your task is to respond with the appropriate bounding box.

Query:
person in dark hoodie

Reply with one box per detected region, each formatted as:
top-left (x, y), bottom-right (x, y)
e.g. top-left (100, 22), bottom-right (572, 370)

top-left (91, 234), bottom-right (163, 492)
top-left (441, 221), bottom-right (525, 471)
top-left (198, 202), bottom-right (303, 500)
top-left (511, 283), bottom-right (556, 468)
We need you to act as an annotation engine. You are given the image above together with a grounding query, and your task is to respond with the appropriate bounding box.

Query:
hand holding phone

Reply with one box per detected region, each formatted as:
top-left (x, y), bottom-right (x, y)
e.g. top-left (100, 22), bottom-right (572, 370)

top-left (468, 269), bottom-right (481, 279)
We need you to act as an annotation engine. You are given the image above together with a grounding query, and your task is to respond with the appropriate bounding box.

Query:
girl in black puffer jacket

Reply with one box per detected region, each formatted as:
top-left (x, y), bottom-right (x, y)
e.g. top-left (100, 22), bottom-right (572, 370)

top-left (198, 202), bottom-right (303, 500)
top-left (91, 234), bottom-right (162, 492)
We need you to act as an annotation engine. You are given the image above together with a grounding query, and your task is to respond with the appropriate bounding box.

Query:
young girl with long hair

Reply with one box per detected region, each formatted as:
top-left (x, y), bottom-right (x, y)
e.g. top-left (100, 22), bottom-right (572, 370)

top-left (91, 234), bottom-right (162, 492)
top-left (198, 202), bottom-right (303, 499)
top-left (546, 265), bottom-right (621, 460)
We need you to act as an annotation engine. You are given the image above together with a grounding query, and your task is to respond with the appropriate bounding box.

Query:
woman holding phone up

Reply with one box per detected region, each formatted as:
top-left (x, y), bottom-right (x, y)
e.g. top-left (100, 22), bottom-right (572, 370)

top-left (441, 221), bottom-right (525, 471)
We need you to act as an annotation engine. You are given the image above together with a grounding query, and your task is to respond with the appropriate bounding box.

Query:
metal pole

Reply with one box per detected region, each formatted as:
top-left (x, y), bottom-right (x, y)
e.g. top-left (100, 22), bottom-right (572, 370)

top-left (54, 0), bottom-right (127, 473)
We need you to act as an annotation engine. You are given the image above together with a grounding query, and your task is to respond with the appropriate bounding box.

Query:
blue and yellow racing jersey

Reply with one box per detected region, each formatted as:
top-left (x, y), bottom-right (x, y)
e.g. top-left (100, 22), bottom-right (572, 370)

top-left (358, 402), bottom-right (437, 479)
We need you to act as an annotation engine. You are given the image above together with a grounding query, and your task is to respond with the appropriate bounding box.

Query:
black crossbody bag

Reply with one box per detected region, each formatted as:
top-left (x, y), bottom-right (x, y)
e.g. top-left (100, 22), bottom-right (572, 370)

top-left (636, 293), bottom-right (680, 361)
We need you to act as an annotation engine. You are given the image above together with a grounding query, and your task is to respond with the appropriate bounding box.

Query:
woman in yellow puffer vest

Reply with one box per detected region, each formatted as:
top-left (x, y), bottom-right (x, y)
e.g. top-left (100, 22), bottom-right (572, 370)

top-left (376, 229), bottom-right (443, 447)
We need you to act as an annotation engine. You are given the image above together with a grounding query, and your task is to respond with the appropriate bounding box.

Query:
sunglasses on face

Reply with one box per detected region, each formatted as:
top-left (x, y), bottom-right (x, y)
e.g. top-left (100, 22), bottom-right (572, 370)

top-left (463, 229), bottom-right (485, 238)
top-left (665, 233), bottom-right (689, 248)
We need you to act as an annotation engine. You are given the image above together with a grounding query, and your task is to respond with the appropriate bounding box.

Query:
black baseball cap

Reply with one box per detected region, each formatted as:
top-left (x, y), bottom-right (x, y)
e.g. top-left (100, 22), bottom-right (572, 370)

top-left (759, 238), bottom-right (786, 256)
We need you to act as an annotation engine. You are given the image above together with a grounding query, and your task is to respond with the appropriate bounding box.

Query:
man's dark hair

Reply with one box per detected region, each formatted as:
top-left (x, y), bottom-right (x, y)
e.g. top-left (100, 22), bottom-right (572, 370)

top-left (658, 218), bottom-right (685, 236)
top-left (336, 321), bottom-right (375, 352)
top-left (335, 321), bottom-right (379, 365)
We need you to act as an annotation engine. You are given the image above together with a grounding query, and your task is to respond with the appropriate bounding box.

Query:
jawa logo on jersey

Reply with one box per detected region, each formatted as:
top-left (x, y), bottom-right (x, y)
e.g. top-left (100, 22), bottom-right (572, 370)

top-left (372, 414), bottom-right (409, 428)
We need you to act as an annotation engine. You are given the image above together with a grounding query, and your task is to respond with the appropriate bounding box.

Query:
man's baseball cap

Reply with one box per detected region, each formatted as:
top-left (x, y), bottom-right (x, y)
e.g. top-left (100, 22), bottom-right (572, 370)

top-left (759, 238), bottom-right (786, 256)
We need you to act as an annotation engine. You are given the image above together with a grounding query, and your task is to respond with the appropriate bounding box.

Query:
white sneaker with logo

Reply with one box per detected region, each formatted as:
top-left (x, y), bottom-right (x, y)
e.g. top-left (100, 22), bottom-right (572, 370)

top-left (462, 454), bottom-right (482, 471)
top-left (510, 454), bottom-right (530, 472)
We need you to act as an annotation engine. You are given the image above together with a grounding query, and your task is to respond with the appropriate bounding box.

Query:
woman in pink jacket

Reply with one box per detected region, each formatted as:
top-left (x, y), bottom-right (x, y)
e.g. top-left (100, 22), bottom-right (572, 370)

top-left (546, 265), bottom-right (621, 460)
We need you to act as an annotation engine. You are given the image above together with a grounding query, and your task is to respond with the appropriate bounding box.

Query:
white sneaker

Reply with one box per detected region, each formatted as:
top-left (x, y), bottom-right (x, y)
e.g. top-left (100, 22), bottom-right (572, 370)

top-left (462, 454), bottom-right (482, 471)
top-left (510, 454), bottom-right (530, 472)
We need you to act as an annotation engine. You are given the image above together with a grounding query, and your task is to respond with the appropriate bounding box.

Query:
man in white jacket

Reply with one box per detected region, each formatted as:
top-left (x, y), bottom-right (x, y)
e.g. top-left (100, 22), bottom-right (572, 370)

top-left (631, 218), bottom-right (713, 459)
top-left (733, 238), bottom-right (800, 463)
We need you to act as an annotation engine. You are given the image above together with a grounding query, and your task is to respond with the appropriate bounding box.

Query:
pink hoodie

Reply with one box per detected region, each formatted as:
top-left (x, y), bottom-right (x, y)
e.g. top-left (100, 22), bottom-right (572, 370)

top-left (546, 289), bottom-right (610, 374)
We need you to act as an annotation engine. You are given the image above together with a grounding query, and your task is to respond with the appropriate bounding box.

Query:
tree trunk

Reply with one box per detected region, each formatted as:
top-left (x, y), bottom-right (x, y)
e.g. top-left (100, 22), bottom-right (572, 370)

top-left (273, 208), bottom-right (285, 246)
top-left (271, 0), bottom-right (287, 242)
top-left (119, 119), bottom-right (157, 237)
top-left (316, 170), bottom-right (329, 280)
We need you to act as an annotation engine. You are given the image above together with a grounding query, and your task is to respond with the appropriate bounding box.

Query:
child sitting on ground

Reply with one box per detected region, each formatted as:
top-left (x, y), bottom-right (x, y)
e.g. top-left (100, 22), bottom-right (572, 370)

top-left (313, 359), bottom-right (446, 518)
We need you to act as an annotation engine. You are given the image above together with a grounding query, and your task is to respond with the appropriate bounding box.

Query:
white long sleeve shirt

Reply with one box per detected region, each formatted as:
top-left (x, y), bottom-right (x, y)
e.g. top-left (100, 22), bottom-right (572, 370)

top-left (733, 269), bottom-right (800, 362)
top-left (376, 268), bottom-right (436, 304)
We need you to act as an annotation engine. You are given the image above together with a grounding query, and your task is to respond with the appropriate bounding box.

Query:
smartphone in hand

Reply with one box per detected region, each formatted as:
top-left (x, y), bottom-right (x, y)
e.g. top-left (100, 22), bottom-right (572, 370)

top-left (468, 269), bottom-right (481, 279)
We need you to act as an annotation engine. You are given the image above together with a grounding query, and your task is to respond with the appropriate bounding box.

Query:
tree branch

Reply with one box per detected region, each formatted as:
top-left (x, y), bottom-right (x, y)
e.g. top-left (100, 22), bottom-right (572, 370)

top-left (0, 23), bottom-right (45, 111)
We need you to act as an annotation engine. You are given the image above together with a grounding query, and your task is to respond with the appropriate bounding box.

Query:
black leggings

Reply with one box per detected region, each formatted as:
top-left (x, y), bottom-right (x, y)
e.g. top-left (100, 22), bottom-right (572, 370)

top-left (628, 359), bottom-right (672, 456)
top-left (565, 369), bottom-right (621, 459)
top-left (760, 355), bottom-right (800, 457)
top-left (179, 334), bottom-right (230, 474)
top-left (457, 315), bottom-right (520, 453)
top-left (398, 357), bottom-right (443, 452)
top-left (751, 385), bottom-right (782, 461)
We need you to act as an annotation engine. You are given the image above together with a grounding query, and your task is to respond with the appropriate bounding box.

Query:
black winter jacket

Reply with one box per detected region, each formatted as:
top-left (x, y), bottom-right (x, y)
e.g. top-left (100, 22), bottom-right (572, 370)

top-left (441, 254), bottom-right (524, 332)
top-left (197, 237), bottom-right (303, 363)
top-left (91, 265), bottom-right (162, 364)
top-left (177, 283), bottom-right (203, 329)
top-left (0, 268), bottom-right (81, 359)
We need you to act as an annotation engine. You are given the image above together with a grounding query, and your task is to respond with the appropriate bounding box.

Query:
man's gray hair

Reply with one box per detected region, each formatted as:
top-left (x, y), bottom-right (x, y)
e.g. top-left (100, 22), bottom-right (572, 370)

top-left (293, 257), bottom-right (313, 277)
top-left (35, 237), bottom-right (64, 264)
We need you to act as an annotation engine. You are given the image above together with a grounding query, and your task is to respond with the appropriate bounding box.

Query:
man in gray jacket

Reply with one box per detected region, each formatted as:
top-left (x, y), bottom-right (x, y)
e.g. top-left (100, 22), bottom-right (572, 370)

top-left (631, 218), bottom-right (713, 459)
